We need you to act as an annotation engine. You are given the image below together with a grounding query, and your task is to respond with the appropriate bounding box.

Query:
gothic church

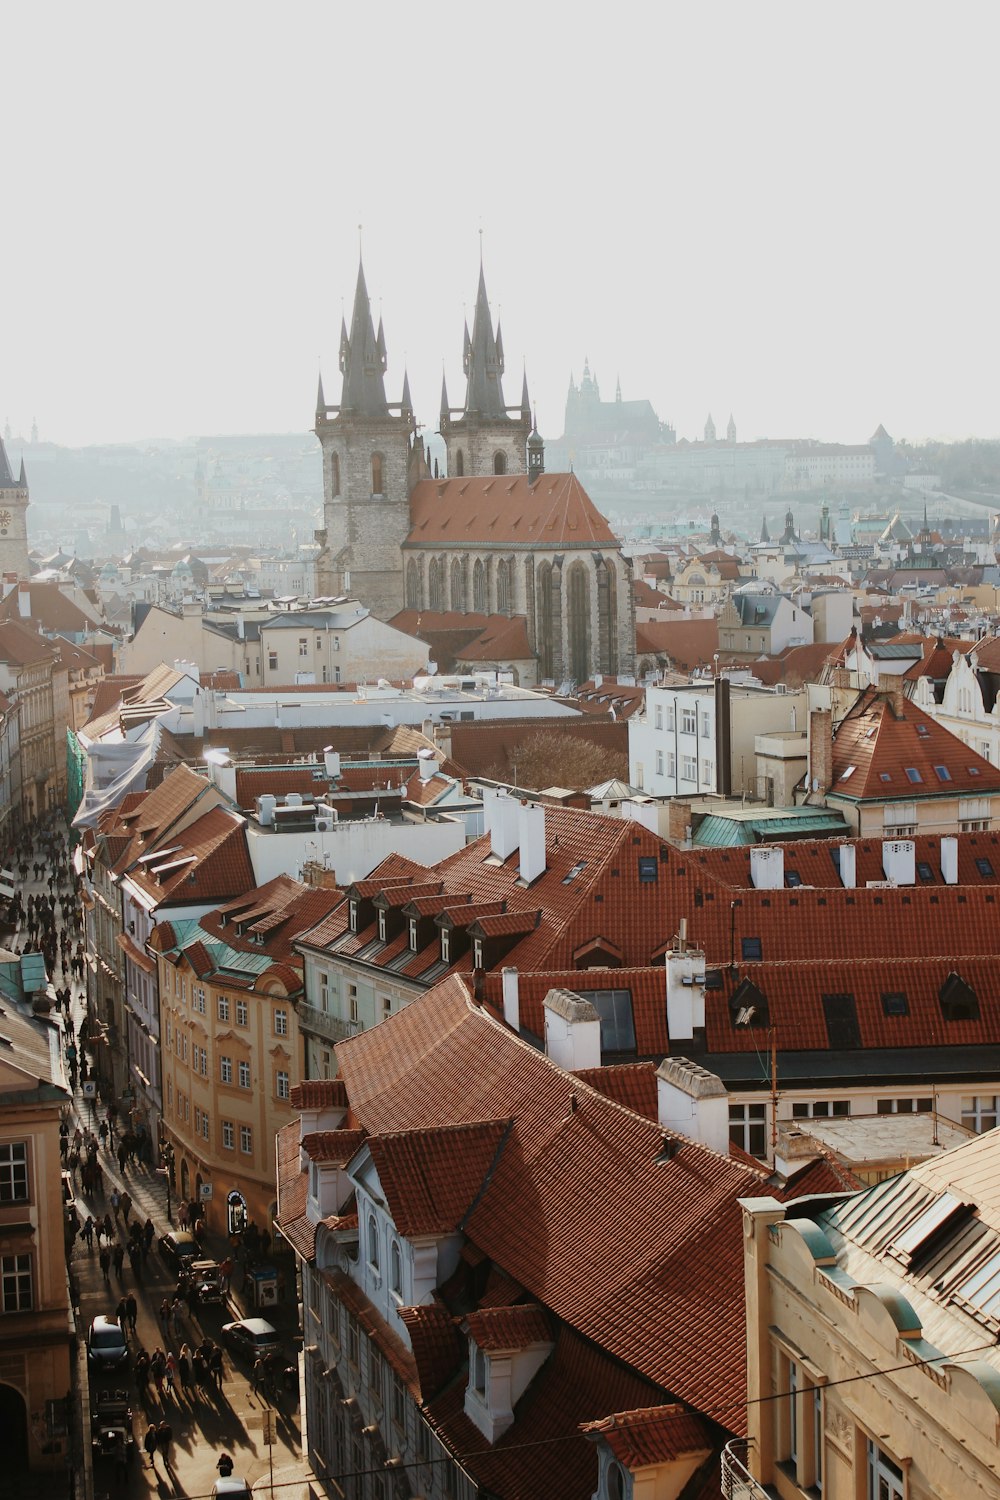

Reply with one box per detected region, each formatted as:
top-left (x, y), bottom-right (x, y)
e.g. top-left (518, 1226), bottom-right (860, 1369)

top-left (314, 258), bottom-right (635, 684)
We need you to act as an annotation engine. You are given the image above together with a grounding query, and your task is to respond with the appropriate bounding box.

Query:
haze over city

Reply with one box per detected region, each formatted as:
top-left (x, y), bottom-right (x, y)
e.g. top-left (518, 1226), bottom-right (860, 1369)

top-left (3, 0), bottom-right (998, 450)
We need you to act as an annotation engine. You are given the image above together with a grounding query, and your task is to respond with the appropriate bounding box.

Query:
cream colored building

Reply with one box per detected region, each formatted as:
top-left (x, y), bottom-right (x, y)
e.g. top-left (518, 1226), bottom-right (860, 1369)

top-left (259, 602), bottom-right (429, 686)
top-left (736, 1130), bottom-right (1000, 1500)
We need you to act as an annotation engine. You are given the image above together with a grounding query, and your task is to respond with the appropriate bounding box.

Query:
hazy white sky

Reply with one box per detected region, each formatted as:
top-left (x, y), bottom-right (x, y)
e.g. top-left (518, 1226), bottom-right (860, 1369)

top-left (2, 1), bottom-right (998, 451)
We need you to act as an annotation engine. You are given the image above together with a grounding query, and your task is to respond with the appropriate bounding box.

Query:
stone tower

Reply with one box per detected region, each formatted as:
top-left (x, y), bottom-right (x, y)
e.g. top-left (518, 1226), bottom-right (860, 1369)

top-left (314, 258), bottom-right (420, 619)
top-left (0, 436), bottom-right (30, 580)
top-left (440, 260), bottom-right (531, 478)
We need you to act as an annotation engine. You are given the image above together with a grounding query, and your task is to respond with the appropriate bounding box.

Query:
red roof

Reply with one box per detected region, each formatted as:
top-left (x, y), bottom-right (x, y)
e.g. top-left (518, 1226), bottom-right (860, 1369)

top-left (289, 1079), bottom-right (347, 1110)
top-left (635, 618), bottom-right (719, 671)
top-left (407, 472), bottom-right (617, 549)
top-left (581, 1404), bottom-right (713, 1466)
top-left (301, 1129), bottom-right (367, 1165)
top-left (828, 688), bottom-right (1000, 800)
top-left (366, 1119), bottom-right (510, 1236)
top-left (464, 1304), bottom-right (551, 1351)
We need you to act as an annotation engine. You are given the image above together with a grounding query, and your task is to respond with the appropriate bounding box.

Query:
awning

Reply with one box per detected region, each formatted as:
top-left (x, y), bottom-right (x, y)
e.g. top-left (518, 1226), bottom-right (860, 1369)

top-left (116, 932), bottom-right (156, 975)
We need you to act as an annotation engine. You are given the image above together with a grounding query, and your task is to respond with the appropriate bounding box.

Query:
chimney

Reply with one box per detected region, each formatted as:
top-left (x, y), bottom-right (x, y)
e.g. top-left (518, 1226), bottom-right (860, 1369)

top-left (620, 798), bottom-right (659, 833)
top-left (417, 747), bottom-right (436, 782)
top-left (17, 584), bottom-right (30, 618)
top-left (487, 792), bottom-right (520, 860)
top-left (838, 843), bottom-right (856, 889)
top-left (667, 799), bottom-right (692, 847)
top-left (714, 676), bottom-right (732, 796)
top-left (518, 802), bottom-right (545, 884)
top-left (656, 1057), bottom-right (729, 1155)
top-left (882, 839), bottom-right (915, 886)
top-left (808, 708), bottom-right (833, 794)
top-left (543, 989), bottom-right (601, 1071)
top-left (665, 942), bottom-right (706, 1042)
top-left (257, 795), bottom-right (276, 827)
top-left (323, 746), bottom-right (341, 780)
top-left (501, 967), bottom-right (519, 1032)
top-left (750, 846), bottom-right (785, 890)
top-left (940, 835), bottom-right (959, 885)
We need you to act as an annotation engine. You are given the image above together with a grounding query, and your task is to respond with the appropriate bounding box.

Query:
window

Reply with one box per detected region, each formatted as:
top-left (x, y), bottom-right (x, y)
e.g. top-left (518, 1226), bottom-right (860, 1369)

top-left (681, 755), bottom-right (698, 781)
top-left (741, 936), bottom-right (762, 961)
top-left (681, 707), bottom-right (697, 734)
top-left (934, 765), bottom-right (952, 782)
top-left (655, 750), bottom-right (664, 776)
top-left (349, 900), bottom-right (358, 933)
top-left (236, 1000), bottom-right (248, 1027)
top-left (792, 1100), bottom-right (850, 1119)
top-left (877, 1097), bottom-right (933, 1114)
top-left (381, 996), bottom-right (392, 1021)
top-left (368, 1214), bottom-right (380, 1270)
top-left (472, 1342), bottom-right (487, 1395)
top-left (666, 705), bottom-right (675, 730)
top-left (238, 1061), bottom-right (251, 1089)
top-left (416, 1423), bottom-right (431, 1464)
top-left (371, 453), bottom-right (384, 494)
top-left (193, 986), bottom-right (206, 1014)
top-left (916, 861), bottom-right (934, 883)
top-left (201, 1112), bottom-right (210, 1141)
top-left (319, 973), bottom-right (330, 1012)
top-left (976, 858), bottom-right (995, 878)
top-left (240, 1125), bottom-right (252, 1154)
top-left (276, 1070), bottom-right (290, 1101)
top-left (274, 1009), bottom-right (288, 1036)
top-left (0, 1143), bottom-right (28, 1204)
top-left (409, 917), bottom-right (418, 950)
top-left (1, 1253), bottom-right (32, 1312)
top-left (729, 1102), bottom-right (767, 1157)
top-left (867, 1440), bottom-right (904, 1500)
top-left (638, 856), bottom-right (658, 883)
top-left (654, 705), bottom-right (663, 730)
top-left (298, 636), bottom-right (309, 659)
top-left (349, 991), bottom-right (359, 1024)
top-left (905, 766), bottom-right (922, 783)
top-left (220, 1057), bottom-right (233, 1085)
top-left (390, 1239), bottom-right (402, 1298)
top-left (590, 989), bottom-right (637, 1053)
top-left (378, 909), bottom-right (387, 942)
top-left (222, 1120), bottom-right (234, 1150)
top-left (391, 1369), bottom-right (406, 1428)
top-left (370, 1343), bottom-right (385, 1400)
top-left (348, 1314), bottom-right (360, 1367)
top-left (217, 996), bottom-right (230, 1023)
top-left (962, 1095), bottom-right (999, 1133)
top-left (881, 992), bottom-right (909, 1017)
top-left (473, 937), bottom-right (484, 968)
top-left (940, 971), bottom-right (980, 1021)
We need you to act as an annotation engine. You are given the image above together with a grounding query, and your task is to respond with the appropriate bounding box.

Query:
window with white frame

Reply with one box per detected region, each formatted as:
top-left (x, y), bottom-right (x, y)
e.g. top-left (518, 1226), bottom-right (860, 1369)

top-left (222, 1120), bottom-right (234, 1150)
top-left (349, 991), bottom-right (359, 1024)
top-left (962, 1095), bottom-right (999, 1132)
top-left (236, 1000), bottom-right (248, 1027)
top-left (220, 1057), bottom-right (233, 1085)
top-left (655, 750), bottom-right (664, 776)
top-left (274, 1009), bottom-right (288, 1036)
top-left (193, 986), bottom-right (206, 1014)
top-left (378, 909), bottom-right (387, 941)
top-left (381, 995), bottom-right (392, 1021)
top-left (390, 1238), bottom-right (402, 1298)
top-left (217, 996), bottom-right (230, 1023)
top-left (876, 1096), bottom-right (932, 1115)
top-left (1, 1252), bottom-right (32, 1312)
top-left (238, 1060), bottom-right (251, 1089)
top-left (441, 927), bottom-right (451, 962)
top-left (666, 705), bottom-right (675, 731)
top-left (201, 1112), bottom-right (210, 1141)
top-left (319, 973), bottom-right (330, 1011)
top-left (792, 1100), bottom-right (850, 1119)
top-left (240, 1125), bottom-right (252, 1154)
top-left (298, 638), bottom-right (308, 658)
top-left (654, 704), bottom-right (663, 730)
top-left (729, 1101), bottom-right (767, 1157)
top-left (681, 707), bottom-right (697, 734)
top-left (681, 755), bottom-right (698, 782)
top-left (408, 918), bottom-right (418, 951)
top-left (368, 1213), bottom-right (380, 1270)
top-left (867, 1440), bottom-right (903, 1500)
top-left (276, 1070), bottom-right (290, 1100)
top-left (0, 1143), bottom-right (28, 1204)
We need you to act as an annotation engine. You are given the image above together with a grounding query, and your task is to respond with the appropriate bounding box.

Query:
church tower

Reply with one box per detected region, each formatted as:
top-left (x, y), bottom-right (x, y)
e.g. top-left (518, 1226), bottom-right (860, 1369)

top-left (0, 436), bottom-right (30, 580)
top-left (440, 259), bottom-right (531, 478)
top-left (314, 257), bottom-right (418, 619)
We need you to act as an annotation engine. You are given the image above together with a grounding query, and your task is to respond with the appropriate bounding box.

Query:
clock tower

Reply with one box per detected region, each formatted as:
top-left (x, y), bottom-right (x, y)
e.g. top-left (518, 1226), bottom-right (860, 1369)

top-left (0, 435), bottom-right (29, 580)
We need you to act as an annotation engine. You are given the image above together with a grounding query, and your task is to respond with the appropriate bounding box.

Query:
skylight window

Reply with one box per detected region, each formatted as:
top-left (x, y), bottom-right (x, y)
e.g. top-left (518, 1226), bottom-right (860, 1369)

top-left (741, 936), bottom-right (762, 961)
top-left (905, 767), bottom-right (923, 783)
top-left (881, 991), bottom-right (909, 1017)
top-left (976, 858), bottom-right (995, 878)
top-left (934, 766), bottom-right (952, 782)
top-left (968, 766), bottom-right (981, 776)
top-left (916, 861), bottom-right (934, 883)
top-left (840, 765), bottom-right (857, 781)
top-left (637, 856), bottom-right (658, 884)
top-left (916, 724), bottom-right (930, 737)
top-left (880, 772), bottom-right (892, 782)
top-left (561, 861), bottom-right (587, 885)
top-left (891, 1192), bottom-right (970, 1266)
top-left (785, 870), bottom-right (802, 887)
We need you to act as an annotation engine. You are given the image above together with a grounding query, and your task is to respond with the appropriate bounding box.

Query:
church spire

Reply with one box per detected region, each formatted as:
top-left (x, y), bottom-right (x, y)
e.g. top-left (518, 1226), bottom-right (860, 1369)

top-left (521, 367), bottom-right (530, 420)
top-left (0, 433), bottom-right (15, 487)
top-left (760, 515), bottom-right (770, 544)
top-left (316, 370), bottom-right (326, 419)
top-left (440, 368), bottom-right (450, 426)
top-left (463, 262), bottom-right (507, 417)
top-left (339, 257), bottom-right (389, 417)
top-left (401, 369), bottom-right (413, 416)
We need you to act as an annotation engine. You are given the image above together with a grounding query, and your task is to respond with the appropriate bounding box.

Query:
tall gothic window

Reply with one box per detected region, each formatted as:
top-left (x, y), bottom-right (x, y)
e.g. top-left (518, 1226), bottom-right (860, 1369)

top-left (496, 558), bottom-right (511, 614)
top-left (493, 451), bottom-right (507, 475)
top-left (330, 453), bottom-right (340, 496)
top-left (450, 558), bottom-right (464, 612)
top-left (371, 453), bottom-right (384, 495)
top-left (473, 559), bottom-right (487, 613)
top-left (429, 557), bottom-right (444, 611)
top-left (537, 562), bottom-right (554, 680)
top-left (455, 449), bottom-right (465, 477)
top-left (567, 561), bottom-right (591, 684)
top-left (406, 559), bottom-right (420, 609)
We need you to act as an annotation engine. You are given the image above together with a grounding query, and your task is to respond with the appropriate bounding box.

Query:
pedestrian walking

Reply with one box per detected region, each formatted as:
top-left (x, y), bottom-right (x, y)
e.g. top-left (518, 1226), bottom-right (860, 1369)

top-left (120, 1190), bottom-right (132, 1225)
top-left (210, 1344), bottom-right (224, 1387)
top-left (135, 1348), bottom-right (150, 1391)
top-left (170, 1296), bottom-right (183, 1338)
top-left (99, 1247), bottom-right (110, 1283)
top-left (165, 1351), bottom-right (176, 1395)
top-left (81, 1215), bottom-right (94, 1250)
top-left (151, 1347), bottom-right (165, 1397)
top-left (177, 1201), bottom-right (189, 1230)
top-left (156, 1420), bottom-right (173, 1464)
top-left (143, 1425), bottom-right (157, 1467)
top-left (103, 1212), bottom-right (113, 1241)
top-left (178, 1344), bottom-right (191, 1394)
top-left (125, 1292), bottom-right (138, 1333)
top-left (116, 1297), bottom-right (128, 1332)
top-left (251, 1354), bottom-right (264, 1393)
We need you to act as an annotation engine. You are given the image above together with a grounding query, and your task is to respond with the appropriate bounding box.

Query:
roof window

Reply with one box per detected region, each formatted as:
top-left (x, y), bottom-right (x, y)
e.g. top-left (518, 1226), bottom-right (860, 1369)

top-left (905, 767), bottom-right (923, 783)
top-left (588, 989), bottom-right (637, 1053)
top-left (881, 991), bottom-right (909, 1017)
top-left (741, 936), bottom-right (762, 961)
top-left (840, 765), bottom-right (857, 781)
top-left (968, 766), bottom-right (981, 776)
top-left (934, 765), bottom-right (952, 782)
top-left (562, 861), bottom-right (587, 885)
top-left (730, 976), bottom-right (769, 1028)
top-left (939, 971), bottom-right (980, 1022)
top-left (785, 870), bottom-right (801, 887)
top-left (822, 992), bottom-right (861, 1049)
top-left (880, 772), bottom-right (892, 782)
top-left (976, 858), bottom-right (995, 878)
top-left (638, 857), bottom-right (658, 883)
top-left (916, 724), bottom-right (930, 737)
top-left (916, 861), bottom-right (935, 882)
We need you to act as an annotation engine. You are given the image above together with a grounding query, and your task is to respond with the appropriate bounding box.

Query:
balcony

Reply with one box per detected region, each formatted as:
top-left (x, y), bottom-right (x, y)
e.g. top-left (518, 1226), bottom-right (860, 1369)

top-left (297, 1003), bottom-right (360, 1044)
top-left (722, 1441), bottom-right (771, 1500)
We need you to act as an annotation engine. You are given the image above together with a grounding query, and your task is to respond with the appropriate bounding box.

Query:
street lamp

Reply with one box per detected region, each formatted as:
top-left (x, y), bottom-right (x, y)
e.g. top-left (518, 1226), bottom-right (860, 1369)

top-left (158, 1139), bottom-right (175, 1224)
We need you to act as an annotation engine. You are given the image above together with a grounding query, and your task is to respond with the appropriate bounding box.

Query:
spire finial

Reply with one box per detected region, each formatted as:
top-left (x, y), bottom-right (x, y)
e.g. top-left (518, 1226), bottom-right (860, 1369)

top-left (479, 225), bottom-right (484, 267)
top-left (358, 223), bottom-right (363, 262)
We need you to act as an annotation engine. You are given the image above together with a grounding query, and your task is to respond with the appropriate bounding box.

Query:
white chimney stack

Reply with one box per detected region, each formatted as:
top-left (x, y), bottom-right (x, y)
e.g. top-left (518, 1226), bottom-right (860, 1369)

top-left (17, 584), bottom-right (30, 618)
top-left (882, 839), bottom-right (915, 886)
top-left (323, 746), bottom-right (341, 780)
top-left (839, 843), bottom-right (856, 889)
top-left (940, 835), bottom-right (959, 885)
top-left (750, 845), bottom-right (785, 890)
top-left (501, 967), bottom-right (520, 1033)
top-left (665, 944), bottom-right (706, 1042)
top-left (518, 802), bottom-right (546, 884)
top-left (417, 748), bottom-right (436, 782)
top-left (488, 792), bottom-right (520, 860)
top-left (656, 1057), bottom-right (729, 1155)
top-left (543, 990), bottom-right (601, 1071)
top-left (257, 794), bottom-right (276, 827)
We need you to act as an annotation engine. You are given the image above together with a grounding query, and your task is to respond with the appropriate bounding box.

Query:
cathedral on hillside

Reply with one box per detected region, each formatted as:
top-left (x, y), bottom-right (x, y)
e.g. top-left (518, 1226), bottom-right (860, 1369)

top-left (0, 435), bottom-right (30, 581)
top-left (313, 257), bottom-right (635, 684)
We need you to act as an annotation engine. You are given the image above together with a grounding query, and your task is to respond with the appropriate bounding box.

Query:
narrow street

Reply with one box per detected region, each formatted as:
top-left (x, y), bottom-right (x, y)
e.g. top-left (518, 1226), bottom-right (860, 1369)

top-left (15, 818), bottom-right (305, 1500)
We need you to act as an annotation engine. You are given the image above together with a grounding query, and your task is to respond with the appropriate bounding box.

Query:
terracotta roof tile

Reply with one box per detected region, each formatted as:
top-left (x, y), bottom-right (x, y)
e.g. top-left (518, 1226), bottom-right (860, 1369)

top-left (275, 1120), bottom-right (313, 1261)
top-left (290, 1079), bottom-right (348, 1110)
top-left (325, 1268), bottom-right (418, 1395)
top-left (301, 1129), bottom-right (367, 1166)
top-left (464, 1304), bottom-right (552, 1351)
top-left (573, 1064), bottom-right (660, 1120)
top-left (829, 687), bottom-right (1000, 800)
top-left (397, 1304), bottom-right (464, 1399)
top-left (581, 1403), bottom-right (714, 1466)
top-left (407, 472), bottom-right (617, 549)
top-left (635, 618), bottom-right (719, 671)
top-left (366, 1119), bottom-right (511, 1236)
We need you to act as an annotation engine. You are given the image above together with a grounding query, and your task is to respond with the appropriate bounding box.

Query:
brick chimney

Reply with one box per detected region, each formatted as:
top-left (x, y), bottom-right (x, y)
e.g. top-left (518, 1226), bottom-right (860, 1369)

top-left (667, 799), bottom-right (692, 846)
top-left (808, 708), bottom-right (833, 795)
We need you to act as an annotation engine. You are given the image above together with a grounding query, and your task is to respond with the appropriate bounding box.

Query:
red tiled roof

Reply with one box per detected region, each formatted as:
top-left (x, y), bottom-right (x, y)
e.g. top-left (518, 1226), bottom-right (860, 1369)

top-left (336, 978), bottom-right (768, 1426)
top-left (397, 1304), bottom-right (464, 1399)
top-left (573, 1064), bottom-right (660, 1120)
top-left (301, 1129), bottom-right (367, 1166)
top-left (829, 688), bottom-right (1000, 800)
top-left (464, 1304), bottom-right (551, 1351)
top-left (366, 1119), bottom-right (510, 1236)
top-left (289, 1079), bottom-right (348, 1110)
top-left (196, 877), bottom-right (342, 964)
top-left (581, 1404), bottom-right (713, 1466)
top-left (455, 615), bottom-right (533, 663)
top-left (275, 1119), bottom-right (313, 1261)
top-left (0, 581), bottom-right (96, 634)
top-left (325, 1268), bottom-right (418, 1394)
top-left (0, 617), bottom-right (59, 667)
top-left (635, 618), bottom-right (719, 671)
top-left (407, 472), bottom-right (617, 549)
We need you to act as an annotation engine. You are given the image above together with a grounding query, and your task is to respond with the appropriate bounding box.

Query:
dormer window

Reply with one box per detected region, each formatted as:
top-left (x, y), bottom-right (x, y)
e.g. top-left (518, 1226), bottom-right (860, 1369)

top-left (441, 928), bottom-right (450, 963)
top-left (367, 1213), bottom-right (380, 1271)
top-left (409, 918), bottom-right (418, 951)
top-left (390, 1238), bottom-right (402, 1299)
top-left (473, 937), bottom-right (484, 968)
top-left (473, 1343), bottom-right (487, 1394)
top-left (349, 900), bottom-right (358, 933)
top-left (378, 909), bottom-right (387, 942)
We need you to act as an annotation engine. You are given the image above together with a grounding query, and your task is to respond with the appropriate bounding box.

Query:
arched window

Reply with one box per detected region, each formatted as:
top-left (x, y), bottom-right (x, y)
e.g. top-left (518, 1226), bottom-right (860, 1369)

top-left (537, 562), bottom-right (554, 681)
top-left (450, 558), bottom-right (463, 612)
top-left (390, 1239), bottom-right (402, 1298)
top-left (496, 558), bottom-right (511, 614)
top-left (406, 559), bottom-right (420, 609)
top-left (429, 557), bottom-right (444, 612)
top-left (330, 452), bottom-right (340, 497)
top-left (473, 1343), bottom-right (487, 1395)
top-left (473, 559), bottom-right (487, 613)
top-left (371, 453), bottom-right (384, 495)
top-left (455, 449), bottom-right (465, 477)
top-left (567, 561), bottom-right (592, 683)
top-left (368, 1213), bottom-right (380, 1270)
top-left (493, 450), bottom-right (507, 475)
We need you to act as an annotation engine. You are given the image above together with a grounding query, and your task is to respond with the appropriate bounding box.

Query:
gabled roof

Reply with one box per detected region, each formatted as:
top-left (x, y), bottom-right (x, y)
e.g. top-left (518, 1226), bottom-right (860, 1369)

top-left (635, 618), bottom-right (719, 670)
top-left (829, 688), bottom-right (1000, 801)
top-left (581, 1404), bottom-right (713, 1466)
top-left (406, 472), bottom-right (617, 549)
top-left (365, 1118), bottom-right (510, 1236)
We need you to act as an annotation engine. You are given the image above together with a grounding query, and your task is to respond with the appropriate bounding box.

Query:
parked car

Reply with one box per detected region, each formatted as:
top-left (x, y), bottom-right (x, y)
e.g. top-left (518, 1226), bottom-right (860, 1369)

top-left (212, 1480), bottom-right (251, 1500)
top-left (87, 1315), bottom-right (129, 1372)
top-left (188, 1259), bottom-right (226, 1305)
top-left (220, 1317), bottom-right (282, 1360)
top-left (91, 1390), bottom-right (135, 1460)
top-left (158, 1229), bottom-right (199, 1271)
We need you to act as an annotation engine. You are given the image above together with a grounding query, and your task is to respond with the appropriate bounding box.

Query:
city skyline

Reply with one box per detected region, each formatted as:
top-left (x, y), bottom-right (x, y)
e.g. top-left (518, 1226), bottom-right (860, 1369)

top-left (2, 1), bottom-right (998, 450)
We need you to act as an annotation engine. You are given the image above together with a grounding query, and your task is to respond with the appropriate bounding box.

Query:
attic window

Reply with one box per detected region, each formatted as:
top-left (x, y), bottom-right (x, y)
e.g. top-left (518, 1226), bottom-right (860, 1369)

top-left (939, 972), bottom-right (980, 1022)
top-left (349, 900), bottom-right (358, 933)
top-left (916, 861), bottom-right (934, 882)
top-left (916, 724), bottom-right (930, 737)
top-left (741, 936), bottom-right (762, 961)
top-left (934, 766), bottom-right (952, 782)
top-left (409, 918), bottom-right (418, 952)
top-left (822, 992), bottom-right (861, 1049)
top-left (589, 989), bottom-right (636, 1053)
top-left (785, 870), bottom-right (801, 888)
top-left (905, 767), bottom-right (923, 783)
top-left (703, 970), bottom-right (723, 991)
top-left (977, 858), bottom-right (995, 878)
top-left (638, 857), bottom-right (658, 883)
top-left (881, 991), bottom-right (909, 1017)
top-left (562, 861), bottom-right (587, 885)
top-left (880, 772), bottom-right (892, 782)
top-left (730, 977), bottom-right (769, 1028)
top-left (968, 766), bottom-right (981, 776)
top-left (840, 765), bottom-right (857, 781)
